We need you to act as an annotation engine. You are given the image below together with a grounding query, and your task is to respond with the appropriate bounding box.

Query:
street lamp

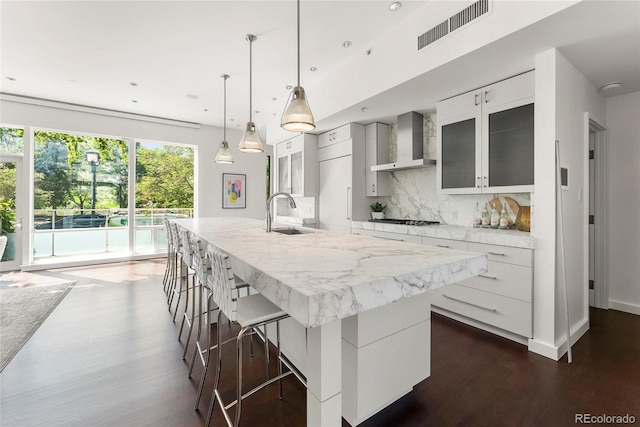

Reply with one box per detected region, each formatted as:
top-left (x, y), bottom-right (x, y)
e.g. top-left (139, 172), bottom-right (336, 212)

top-left (86, 150), bottom-right (100, 214)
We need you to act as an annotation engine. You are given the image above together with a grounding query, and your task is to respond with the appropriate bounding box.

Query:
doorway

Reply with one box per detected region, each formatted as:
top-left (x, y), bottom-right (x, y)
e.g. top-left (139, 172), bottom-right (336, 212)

top-left (588, 118), bottom-right (608, 309)
top-left (0, 154), bottom-right (24, 271)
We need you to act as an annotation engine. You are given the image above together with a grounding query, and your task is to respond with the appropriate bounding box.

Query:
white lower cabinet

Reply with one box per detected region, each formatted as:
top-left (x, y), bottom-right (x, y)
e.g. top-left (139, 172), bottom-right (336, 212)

top-left (430, 240), bottom-right (533, 340)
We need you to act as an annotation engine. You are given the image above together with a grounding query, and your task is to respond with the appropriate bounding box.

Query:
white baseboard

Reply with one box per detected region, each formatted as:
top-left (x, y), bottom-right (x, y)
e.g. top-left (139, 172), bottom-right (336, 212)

top-left (608, 300), bottom-right (640, 315)
top-left (528, 317), bottom-right (590, 361)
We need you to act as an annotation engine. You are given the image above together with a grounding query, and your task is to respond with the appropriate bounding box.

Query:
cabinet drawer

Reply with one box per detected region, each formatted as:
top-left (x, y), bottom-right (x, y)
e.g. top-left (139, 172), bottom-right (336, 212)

top-left (318, 123), bottom-right (352, 148)
top-left (465, 242), bottom-right (532, 267)
top-left (458, 261), bottom-right (532, 302)
top-left (421, 236), bottom-right (466, 250)
top-left (432, 283), bottom-right (532, 337)
top-left (353, 228), bottom-right (422, 244)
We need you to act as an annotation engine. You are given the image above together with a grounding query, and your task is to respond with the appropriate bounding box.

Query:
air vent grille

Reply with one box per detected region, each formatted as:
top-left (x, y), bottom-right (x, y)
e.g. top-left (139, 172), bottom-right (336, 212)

top-left (418, 0), bottom-right (491, 50)
top-left (418, 20), bottom-right (448, 50)
top-left (450, 0), bottom-right (489, 32)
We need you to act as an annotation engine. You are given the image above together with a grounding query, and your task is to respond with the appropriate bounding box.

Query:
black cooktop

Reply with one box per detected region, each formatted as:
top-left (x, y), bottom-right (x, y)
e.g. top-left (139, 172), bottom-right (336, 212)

top-left (368, 218), bottom-right (440, 226)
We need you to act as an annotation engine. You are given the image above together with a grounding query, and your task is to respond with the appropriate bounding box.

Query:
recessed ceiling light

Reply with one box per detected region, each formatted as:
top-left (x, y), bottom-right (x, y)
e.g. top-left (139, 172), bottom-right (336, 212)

top-left (343, 41), bottom-right (352, 48)
top-left (204, 108), bottom-right (209, 112)
top-left (6, 76), bottom-right (16, 81)
top-left (272, 97), bottom-right (278, 101)
top-left (310, 67), bottom-right (318, 72)
top-left (600, 81), bottom-right (622, 91)
top-left (286, 85), bottom-right (293, 90)
top-left (131, 100), bottom-right (138, 103)
top-left (130, 82), bottom-right (138, 87)
top-left (186, 94), bottom-right (199, 100)
top-left (389, 2), bottom-right (402, 12)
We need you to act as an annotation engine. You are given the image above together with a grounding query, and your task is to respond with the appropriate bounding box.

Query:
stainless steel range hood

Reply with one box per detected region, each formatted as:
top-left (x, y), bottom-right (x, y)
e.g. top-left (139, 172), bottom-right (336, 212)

top-left (371, 111), bottom-right (436, 172)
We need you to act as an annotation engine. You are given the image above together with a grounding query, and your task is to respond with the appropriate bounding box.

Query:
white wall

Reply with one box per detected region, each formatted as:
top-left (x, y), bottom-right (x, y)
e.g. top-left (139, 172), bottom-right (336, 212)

top-left (0, 98), bottom-right (269, 220)
top-left (530, 48), bottom-right (607, 360)
top-left (606, 91), bottom-right (640, 314)
top-left (553, 51), bottom-right (606, 343)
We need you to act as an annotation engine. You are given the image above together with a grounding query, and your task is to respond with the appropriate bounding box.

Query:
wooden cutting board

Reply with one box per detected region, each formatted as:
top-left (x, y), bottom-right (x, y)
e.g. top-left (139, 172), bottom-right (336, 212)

top-left (487, 196), bottom-right (520, 228)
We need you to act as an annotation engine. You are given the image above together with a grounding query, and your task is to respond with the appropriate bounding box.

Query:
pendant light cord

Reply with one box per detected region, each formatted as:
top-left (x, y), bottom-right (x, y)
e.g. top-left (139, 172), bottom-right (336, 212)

top-left (297, 0), bottom-right (301, 87)
top-left (248, 35), bottom-right (254, 123)
top-left (223, 75), bottom-right (227, 141)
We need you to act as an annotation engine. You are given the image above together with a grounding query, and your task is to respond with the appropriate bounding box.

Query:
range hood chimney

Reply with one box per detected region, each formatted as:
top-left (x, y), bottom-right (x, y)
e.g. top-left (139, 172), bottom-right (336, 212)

top-left (371, 111), bottom-right (436, 172)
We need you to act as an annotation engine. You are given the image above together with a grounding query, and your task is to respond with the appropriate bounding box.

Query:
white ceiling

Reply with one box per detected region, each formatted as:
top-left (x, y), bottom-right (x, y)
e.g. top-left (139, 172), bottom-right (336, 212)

top-left (1, 0), bottom-right (639, 134)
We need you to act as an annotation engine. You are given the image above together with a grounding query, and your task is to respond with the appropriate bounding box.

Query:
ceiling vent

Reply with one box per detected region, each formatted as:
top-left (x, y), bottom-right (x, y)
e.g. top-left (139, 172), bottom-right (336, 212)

top-left (418, 0), bottom-right (492, 50)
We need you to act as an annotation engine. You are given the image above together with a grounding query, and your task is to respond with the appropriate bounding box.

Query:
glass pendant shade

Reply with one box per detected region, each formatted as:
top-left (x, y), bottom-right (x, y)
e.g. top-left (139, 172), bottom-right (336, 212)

top-left (281, 0), bottom-right (315, 133)
top-left (239, 121), bottom-right (264, 153)
top-left (215, 74), bottom-right (234, 164)
top-left (281, 86), bottom-right (315, 132)
top-left (215, 140), bottom-right (234, 163)
top-left (239, 34), bottom-right (264, 153)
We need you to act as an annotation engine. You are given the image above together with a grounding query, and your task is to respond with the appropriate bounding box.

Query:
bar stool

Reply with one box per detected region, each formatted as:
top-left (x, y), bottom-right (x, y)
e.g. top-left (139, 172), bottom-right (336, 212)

top-left (204, 244), bottom-right (294, 427)
top-left (176, 227), bottom-right (200, 360)
top-left (190, 235), bottom-right (263, 403)
top-left (163, 218), bottom-right (178, 296)
top-left (167, 222), bottom-right (185, 316)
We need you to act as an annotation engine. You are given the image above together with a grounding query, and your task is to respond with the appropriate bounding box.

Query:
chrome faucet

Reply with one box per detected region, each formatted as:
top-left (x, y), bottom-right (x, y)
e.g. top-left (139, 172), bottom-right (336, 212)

top-left (266, 192), bottom-right (297, 232)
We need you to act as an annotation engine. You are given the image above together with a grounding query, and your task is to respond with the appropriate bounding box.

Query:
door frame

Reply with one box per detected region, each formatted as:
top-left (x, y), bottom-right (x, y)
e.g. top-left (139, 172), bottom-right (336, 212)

top-left (584, 114), bottom-right (608, 309)
top-left (0, 153), bottom-right (24, 271)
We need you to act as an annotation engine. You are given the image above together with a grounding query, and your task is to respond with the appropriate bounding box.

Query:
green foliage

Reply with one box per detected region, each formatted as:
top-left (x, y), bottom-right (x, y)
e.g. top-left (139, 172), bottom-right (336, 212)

top-left (135, 144), bottom-right (194, 208)
top-left (370, 201), bottom-right (387, 212)
top-left (0, 127), bottom-right (24, 154)
top-left (0, 162), bottom-right (16, 201)
top-left (30, 132), bottom-right (193, 212)
top-left (0, 198), bottom-right (16, 235)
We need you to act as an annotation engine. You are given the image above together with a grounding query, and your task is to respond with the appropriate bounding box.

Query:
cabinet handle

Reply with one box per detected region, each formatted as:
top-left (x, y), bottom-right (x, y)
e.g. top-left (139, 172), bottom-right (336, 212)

top-left (372, 184), bottom-right (375, 193)
top-left (476, 177), bottom-right (480, 188)
top-left (474, 93), bottom-right (480, 106)
top-left (488, 251), bottom-right (506, 256)
top-left (346, 187), bottom-right (351, 220)
top-left (479, 274), bottom-right (498, 280)
top-left (443, 294), bottom-right (497, 312)
top-left (286, 141), bottom-right (292, 149)
top-left (436, 244), bottom-right (450, 249)
top-left (484, 90), bottom-right (489, 103)
top-left (483, 176), bottom-right (487, 187)
top-left (373, 235), bottom-right (404, 242)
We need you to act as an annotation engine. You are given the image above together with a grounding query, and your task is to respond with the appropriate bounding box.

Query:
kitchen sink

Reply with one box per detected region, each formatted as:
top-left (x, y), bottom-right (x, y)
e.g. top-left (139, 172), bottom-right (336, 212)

top-left (272, 228), bottom-right (306, 235)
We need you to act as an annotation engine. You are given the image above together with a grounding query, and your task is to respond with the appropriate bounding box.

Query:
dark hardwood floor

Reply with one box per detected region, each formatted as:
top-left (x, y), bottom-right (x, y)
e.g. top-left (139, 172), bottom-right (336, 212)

top-left (1, 259), bottom-right (638, 427)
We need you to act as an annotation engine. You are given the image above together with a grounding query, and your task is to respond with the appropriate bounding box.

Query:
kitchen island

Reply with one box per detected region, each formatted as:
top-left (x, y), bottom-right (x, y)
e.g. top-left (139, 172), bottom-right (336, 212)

top-left (174, 217), bottom-right (487, 426)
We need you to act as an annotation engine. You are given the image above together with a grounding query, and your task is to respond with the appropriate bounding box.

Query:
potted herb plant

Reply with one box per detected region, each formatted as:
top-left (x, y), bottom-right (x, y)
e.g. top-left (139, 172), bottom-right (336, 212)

top-left (370, 201), bottom-right (387, 220)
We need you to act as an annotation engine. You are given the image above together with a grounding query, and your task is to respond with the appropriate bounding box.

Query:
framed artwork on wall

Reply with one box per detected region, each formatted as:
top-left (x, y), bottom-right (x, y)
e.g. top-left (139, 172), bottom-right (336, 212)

top-left (222, 173), bottom-right (246, 209)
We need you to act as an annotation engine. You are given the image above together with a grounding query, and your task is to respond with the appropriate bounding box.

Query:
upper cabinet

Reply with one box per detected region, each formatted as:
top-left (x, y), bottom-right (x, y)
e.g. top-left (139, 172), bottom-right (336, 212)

top-left (437, 71), bottom-right (535, 194)
top-left (274, 133), bottom-right (318, 197)
top-left (365, 123), bottom-right (390, 197)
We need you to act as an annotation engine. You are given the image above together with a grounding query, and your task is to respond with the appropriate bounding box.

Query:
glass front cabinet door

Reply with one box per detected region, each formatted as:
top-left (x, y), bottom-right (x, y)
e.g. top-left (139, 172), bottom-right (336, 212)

top-left (274, 133), bottom-right (318, 197)
top-left (437, 71), bottom-right (535, 194)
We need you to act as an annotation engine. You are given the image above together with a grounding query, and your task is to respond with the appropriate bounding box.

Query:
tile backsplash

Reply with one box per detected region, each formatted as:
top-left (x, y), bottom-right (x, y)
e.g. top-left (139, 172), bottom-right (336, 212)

top-left (380, 113), bottom-right (531, 227)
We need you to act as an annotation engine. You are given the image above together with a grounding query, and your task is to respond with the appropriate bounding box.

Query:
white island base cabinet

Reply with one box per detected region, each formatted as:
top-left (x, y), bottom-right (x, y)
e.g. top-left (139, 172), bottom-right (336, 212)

top-left (272, 293), bottom-right (432, 427)
top-left (342, 293), bottom-right (431, 426)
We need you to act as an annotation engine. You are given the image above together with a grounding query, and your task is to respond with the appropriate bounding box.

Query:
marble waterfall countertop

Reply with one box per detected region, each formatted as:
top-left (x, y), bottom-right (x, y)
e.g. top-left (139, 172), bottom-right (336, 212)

top-left (352, 221), bottom-right (534, 249)
top-left (174, 217), bottom-right (487, 328)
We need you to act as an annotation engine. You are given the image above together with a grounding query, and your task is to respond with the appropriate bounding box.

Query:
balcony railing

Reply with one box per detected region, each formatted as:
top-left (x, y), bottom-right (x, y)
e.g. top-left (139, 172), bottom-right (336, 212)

top-left (32, 208), bottom-right (193, 259)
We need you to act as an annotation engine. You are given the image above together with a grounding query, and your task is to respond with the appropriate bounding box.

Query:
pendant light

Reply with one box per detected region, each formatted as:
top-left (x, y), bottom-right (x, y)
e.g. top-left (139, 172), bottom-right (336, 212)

top-left (238, 34), bottom-right (264, 153)
top-left (215, 74), bottom-right (234, 164)
top-left (281, 0), bottom-right (315, 132)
